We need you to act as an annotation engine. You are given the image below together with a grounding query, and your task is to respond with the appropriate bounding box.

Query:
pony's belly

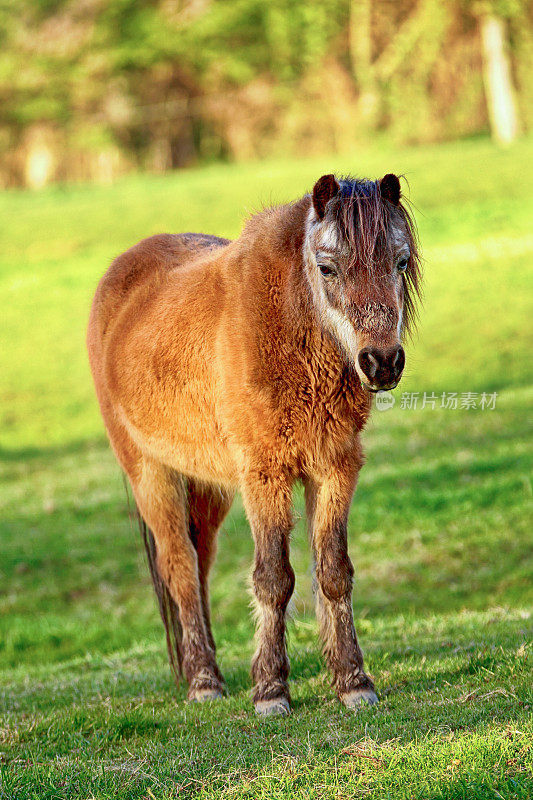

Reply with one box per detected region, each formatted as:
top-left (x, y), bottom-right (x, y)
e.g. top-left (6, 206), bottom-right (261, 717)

top-left (116, 401), bottom-right (238, 486)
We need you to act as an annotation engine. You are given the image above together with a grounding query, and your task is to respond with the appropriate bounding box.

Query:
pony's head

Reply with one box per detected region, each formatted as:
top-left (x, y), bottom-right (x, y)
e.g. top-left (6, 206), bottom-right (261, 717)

top-left (303, 173), bottom-right (421, 392)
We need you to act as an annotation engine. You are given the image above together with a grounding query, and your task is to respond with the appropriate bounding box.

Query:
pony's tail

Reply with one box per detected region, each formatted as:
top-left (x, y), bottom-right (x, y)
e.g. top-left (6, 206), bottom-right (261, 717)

top-left (136, 508), bottom-right (183, 685)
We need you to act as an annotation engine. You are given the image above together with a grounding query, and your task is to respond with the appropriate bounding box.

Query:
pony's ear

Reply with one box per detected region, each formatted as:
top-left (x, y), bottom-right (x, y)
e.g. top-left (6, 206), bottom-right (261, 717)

top-left (380, 173), bottom-right (401, 205)
top-left (312, 174), bottom-right (339, 219)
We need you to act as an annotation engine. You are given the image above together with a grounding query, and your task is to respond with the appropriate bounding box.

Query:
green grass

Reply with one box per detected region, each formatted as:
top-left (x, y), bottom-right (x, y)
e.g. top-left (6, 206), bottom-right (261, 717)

top-left (1, 136), bottom-right (532, 799)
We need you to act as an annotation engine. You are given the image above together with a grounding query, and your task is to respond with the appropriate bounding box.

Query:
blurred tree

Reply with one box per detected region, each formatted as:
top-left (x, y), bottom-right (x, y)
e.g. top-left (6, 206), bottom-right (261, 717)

top-left (474, 1), bottom-right (521, 144)
top-left (349, 0), bottom-right (378, 130)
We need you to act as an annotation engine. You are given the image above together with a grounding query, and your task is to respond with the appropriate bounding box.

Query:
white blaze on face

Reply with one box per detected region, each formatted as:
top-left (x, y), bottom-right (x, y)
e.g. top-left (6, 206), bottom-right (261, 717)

top-left (324, 306), bottom-right (362, 363)
top-left (303, 207), bottom-right (362, 363)
top-left (316, 218), bottom-right (339, 251)
top-left (390, 218), bottom-right (408, 339)
top-left (397, 306), bottom-right (403, 339)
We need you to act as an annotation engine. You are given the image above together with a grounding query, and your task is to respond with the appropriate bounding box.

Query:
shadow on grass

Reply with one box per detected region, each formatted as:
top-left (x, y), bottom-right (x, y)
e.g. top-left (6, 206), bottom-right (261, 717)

top-left (0, 436), bottom-right (109, 464)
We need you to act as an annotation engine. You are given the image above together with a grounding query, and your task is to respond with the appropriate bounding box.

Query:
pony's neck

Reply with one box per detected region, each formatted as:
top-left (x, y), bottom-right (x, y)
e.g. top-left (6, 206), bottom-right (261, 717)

top-left (238, 195), bottom-right (346, 370)
top-left (270, 196), bottom-right (310, 267)
top-left (240, 195), bottom-right (314, 330)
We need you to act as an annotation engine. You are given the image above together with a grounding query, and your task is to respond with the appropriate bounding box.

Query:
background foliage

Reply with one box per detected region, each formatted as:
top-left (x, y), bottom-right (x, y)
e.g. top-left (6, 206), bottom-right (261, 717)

top-left (1, 0), bottom-right (532, 186)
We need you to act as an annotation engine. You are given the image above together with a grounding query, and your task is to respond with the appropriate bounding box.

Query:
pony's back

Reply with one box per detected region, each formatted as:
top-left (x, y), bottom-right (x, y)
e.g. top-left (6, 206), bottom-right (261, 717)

top-left (89, 232), bottom-right (230, 346)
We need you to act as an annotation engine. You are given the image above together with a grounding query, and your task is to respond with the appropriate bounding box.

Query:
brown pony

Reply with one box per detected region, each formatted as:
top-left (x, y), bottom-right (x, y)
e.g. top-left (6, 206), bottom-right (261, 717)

top-left (87, 173), bottom-right (421, 715)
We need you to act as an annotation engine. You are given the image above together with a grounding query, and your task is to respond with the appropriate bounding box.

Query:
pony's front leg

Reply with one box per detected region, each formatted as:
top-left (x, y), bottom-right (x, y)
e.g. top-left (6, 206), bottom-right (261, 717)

top-left (305, 458), bottom-right (378, 709)
top-left (241, 468), bottom-right (295, 716)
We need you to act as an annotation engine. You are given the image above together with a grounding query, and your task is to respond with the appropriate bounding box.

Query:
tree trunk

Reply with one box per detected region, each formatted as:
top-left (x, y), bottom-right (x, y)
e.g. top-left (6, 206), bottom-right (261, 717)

top-left (480, 14), bottom-right (520, 145)
top-left (349, 0), bottom-right (378, 129)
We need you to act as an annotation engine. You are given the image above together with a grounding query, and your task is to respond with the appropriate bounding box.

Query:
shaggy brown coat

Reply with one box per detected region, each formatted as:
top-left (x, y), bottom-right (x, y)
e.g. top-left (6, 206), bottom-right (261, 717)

top-left (87, 173), bottom-right (421, 715)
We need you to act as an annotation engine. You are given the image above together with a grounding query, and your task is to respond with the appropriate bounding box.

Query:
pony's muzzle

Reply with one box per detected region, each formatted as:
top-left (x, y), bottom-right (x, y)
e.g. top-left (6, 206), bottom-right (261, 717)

top-left (358, 344), bottom-right (405, 391)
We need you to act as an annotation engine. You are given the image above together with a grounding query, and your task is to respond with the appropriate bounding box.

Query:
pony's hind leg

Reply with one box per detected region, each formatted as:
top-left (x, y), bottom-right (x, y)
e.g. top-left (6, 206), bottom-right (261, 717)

top-left (132, 458), bottom-right (224, 702)
top-left (187, 480), bottom-right (234, 661)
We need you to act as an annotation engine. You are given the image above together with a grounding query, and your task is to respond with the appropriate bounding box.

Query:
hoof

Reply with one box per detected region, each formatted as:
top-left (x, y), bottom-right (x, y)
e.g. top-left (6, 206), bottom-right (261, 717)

top-left (254, 697), bottom-right (290, 716)
top-left (188, 687), bottom-right (224, 703)
top-left (340, 687), bottom-right (379, 709)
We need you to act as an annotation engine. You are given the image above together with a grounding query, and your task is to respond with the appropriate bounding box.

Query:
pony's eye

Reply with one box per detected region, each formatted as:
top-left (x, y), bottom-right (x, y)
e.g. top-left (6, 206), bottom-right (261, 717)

top-left (397, 257), bottom-right (409, 273)
top-left (319, 263), bottom-right (336, 277)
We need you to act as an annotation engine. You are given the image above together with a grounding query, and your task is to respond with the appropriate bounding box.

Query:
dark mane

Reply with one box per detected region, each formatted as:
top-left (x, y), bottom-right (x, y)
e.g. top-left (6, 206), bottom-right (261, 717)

top-left (328, 177), bottom-right (422, 337)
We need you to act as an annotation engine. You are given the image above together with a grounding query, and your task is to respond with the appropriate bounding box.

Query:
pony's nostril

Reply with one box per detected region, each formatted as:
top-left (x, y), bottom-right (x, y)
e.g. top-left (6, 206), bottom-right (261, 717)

top-left (358, 348), bottom-right (380, 380)
top-left (366, 352), bottom-right (379, 378)
top-left (393, 345), bottom-right (405, 376)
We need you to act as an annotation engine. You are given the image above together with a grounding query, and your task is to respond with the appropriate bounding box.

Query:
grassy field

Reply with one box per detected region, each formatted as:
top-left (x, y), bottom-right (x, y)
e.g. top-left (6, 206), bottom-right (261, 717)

top-left (0, 136), bottom-right (532, 799)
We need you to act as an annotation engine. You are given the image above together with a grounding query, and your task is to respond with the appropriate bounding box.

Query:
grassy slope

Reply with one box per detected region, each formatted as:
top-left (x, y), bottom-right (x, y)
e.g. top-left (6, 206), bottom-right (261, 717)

top-left (0, 137), bottom-right (532, 799)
